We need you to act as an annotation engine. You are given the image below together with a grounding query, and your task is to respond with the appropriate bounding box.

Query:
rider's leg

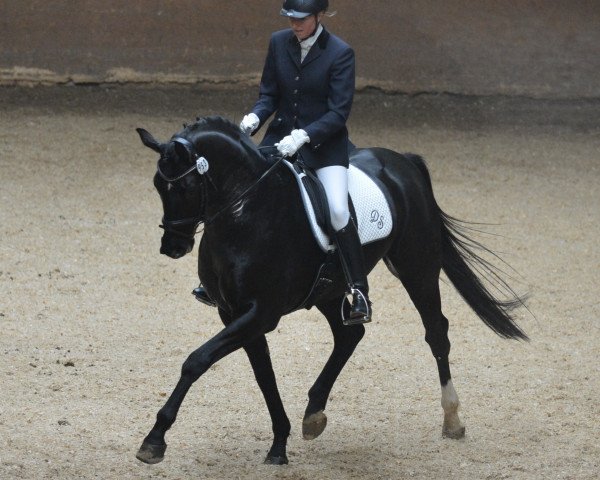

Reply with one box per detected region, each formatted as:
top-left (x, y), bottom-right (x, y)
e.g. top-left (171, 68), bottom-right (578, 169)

top-left (334, 220), bottom-right (371, 324)
top-left (315, 165), bottom-right (350, 232)
top-left (316, 166), bottom-right (371, 324)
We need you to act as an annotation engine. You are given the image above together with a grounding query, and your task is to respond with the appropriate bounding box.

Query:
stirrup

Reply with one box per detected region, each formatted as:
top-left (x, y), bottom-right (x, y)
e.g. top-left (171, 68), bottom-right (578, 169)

top-left (341, 288), bottom-right (372, 326)
top-left (192, 287), bottom-right (217, 307)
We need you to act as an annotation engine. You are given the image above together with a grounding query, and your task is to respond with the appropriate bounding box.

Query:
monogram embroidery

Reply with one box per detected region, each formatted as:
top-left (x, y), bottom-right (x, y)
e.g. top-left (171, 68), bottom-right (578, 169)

top-left (370, 210), bottom-right (385, 230)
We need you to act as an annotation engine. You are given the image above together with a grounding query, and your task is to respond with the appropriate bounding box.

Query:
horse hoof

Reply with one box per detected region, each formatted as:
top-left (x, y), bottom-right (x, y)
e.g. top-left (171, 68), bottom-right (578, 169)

top-left (264, 454), bottom-right (289, 465)
top-left (302, 410), bottom-right (327, 440)
top-left (136, 442), bottom-right (167, 464)
top-left (442, 425), bottom-right (466, 439)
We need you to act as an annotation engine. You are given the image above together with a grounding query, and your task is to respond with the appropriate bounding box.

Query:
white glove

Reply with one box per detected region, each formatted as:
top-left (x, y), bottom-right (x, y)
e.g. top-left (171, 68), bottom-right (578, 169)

top-left (239, 113), bottom-right (260, 134)
top-left (275, 129), bottom-right (310, 157)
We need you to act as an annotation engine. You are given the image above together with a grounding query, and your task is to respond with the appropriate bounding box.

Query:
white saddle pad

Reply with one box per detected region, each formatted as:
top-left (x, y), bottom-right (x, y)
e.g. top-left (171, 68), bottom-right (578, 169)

top-left (283, 160), bottom-right (393, 252)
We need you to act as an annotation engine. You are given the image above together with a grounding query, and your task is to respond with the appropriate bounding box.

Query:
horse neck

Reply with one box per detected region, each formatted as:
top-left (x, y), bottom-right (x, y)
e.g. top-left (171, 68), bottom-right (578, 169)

top-left (200, 131), bottom-right (274, 219)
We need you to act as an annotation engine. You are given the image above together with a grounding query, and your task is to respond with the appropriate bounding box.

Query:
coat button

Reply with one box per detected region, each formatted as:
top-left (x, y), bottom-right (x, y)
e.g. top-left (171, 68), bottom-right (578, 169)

top-left (295, 76), bottom-right (300, 81)
top-left (293, 89), bottom-right (298, 94)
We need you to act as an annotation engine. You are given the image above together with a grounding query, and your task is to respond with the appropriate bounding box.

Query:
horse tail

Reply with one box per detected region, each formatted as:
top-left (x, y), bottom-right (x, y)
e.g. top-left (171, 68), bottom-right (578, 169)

top-left (405, 153), bottom-right (529, 341)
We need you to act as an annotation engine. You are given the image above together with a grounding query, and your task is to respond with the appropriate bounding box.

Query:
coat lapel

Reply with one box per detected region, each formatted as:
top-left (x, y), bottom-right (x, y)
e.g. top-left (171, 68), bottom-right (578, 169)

top-left (285, 27), bottom-right (332, 69)
top-left (301, 43), bottom-right (322, 67)
top-left (286, 34), bottom-right (302, 69)
top-left (300, 27), bottom-right (330, 68)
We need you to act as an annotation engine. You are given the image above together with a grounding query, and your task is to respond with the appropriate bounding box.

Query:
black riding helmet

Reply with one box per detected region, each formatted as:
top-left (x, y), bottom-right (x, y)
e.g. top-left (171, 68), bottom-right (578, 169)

top-left (280, 0), bottom-right (329, 18)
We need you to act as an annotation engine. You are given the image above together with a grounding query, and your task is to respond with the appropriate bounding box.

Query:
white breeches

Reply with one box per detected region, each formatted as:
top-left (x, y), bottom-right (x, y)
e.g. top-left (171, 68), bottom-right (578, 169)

top-left (316, 165), bottom-right (350, 232)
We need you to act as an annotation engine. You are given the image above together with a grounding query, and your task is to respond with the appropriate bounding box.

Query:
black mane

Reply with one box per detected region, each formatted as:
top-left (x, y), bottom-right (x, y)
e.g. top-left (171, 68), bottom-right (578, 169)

top-left (196, 115), bottom-right (241, 139)
top-left (187, 115), bottom-right (242, 141)
top-left (183, 115), bottom-right (268, 163)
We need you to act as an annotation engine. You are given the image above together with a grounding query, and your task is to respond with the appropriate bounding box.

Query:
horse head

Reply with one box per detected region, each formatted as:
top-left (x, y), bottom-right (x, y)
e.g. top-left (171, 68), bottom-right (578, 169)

top-left (137, 126), bottom-right (207, 258)
top-left (137, 117), bottom-right (267, 259)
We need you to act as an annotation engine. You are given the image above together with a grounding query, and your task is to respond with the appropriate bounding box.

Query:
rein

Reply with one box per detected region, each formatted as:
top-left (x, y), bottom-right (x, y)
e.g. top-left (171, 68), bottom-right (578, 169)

top-left (157, 141), bottom-right (284, 236)
top-left (204, 152), bottom-right (283, 225)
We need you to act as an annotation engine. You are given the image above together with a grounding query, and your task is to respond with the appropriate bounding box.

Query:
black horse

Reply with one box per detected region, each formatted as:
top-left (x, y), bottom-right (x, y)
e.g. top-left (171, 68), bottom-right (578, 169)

top-left (135, 116), bottom-right (527, 465)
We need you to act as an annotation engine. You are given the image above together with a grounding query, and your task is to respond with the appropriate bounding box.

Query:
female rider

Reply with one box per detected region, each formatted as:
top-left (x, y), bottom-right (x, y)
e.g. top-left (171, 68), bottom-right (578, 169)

top-left (194, 0), bottom-right (371, 324)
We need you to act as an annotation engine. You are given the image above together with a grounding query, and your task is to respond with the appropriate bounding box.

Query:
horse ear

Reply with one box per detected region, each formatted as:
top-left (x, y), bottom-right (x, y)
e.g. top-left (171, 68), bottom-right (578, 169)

top-left (173, 141), bottom-right (192, 162)
top-left (136, 128), bottom-right (162, 153)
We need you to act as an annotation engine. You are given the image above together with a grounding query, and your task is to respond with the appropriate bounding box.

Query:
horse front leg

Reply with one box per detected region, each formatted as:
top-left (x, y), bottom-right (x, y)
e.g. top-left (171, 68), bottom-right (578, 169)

top-left (303, 298), bottom-right (366, 440)
top-left (136, 304), bottom-right (268, 464)
top-left (243, 336), bottom-right (291, 465)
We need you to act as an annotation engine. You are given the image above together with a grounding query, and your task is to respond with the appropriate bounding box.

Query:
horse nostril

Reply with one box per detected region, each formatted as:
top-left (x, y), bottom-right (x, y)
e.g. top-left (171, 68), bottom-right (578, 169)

top-left (161, 248), bottom-right (182, 259)
top-left (159, 234), bottom-right (193, 259)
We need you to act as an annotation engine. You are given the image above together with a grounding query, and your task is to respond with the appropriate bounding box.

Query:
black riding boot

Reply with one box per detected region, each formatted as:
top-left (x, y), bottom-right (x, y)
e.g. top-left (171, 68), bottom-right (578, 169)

top-left (192, 286), bottom-right (216, 307)
top-left (334, 220), bottom-right (372, 325)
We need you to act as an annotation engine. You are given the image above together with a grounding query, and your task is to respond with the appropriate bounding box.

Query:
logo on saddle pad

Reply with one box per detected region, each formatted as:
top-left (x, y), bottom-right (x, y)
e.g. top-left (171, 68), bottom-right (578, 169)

top-left (284, 161), bottom-right (393, 252)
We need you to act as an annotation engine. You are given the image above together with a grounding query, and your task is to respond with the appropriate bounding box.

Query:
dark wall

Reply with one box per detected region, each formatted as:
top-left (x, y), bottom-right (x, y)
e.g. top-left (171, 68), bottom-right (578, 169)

top-left (1, 0), bottom-right (599, 97)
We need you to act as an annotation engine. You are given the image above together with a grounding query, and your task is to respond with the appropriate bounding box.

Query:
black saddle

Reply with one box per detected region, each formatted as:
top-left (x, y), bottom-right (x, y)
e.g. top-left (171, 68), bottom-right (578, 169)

top-left (295, 160), bottom-right (357, 236)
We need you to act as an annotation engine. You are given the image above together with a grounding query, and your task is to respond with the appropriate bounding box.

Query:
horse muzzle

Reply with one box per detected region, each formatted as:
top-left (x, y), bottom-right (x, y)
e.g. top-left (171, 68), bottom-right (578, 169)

top-left (160, 236), bottom-right (194, 259)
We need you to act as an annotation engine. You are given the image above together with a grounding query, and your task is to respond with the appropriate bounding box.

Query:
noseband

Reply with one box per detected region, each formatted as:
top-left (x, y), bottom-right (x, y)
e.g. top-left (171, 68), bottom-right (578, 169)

top-left (156, 136), bottom-right (284, 239)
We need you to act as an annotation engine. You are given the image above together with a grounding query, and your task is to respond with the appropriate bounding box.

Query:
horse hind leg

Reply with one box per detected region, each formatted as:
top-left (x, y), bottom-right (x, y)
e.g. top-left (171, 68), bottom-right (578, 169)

top-left (384, 255), bottom-right (466, 439)
top-left (303, 297), bottom-right (366, 440)
top-left (441, 379), bottom-right (465, 439)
